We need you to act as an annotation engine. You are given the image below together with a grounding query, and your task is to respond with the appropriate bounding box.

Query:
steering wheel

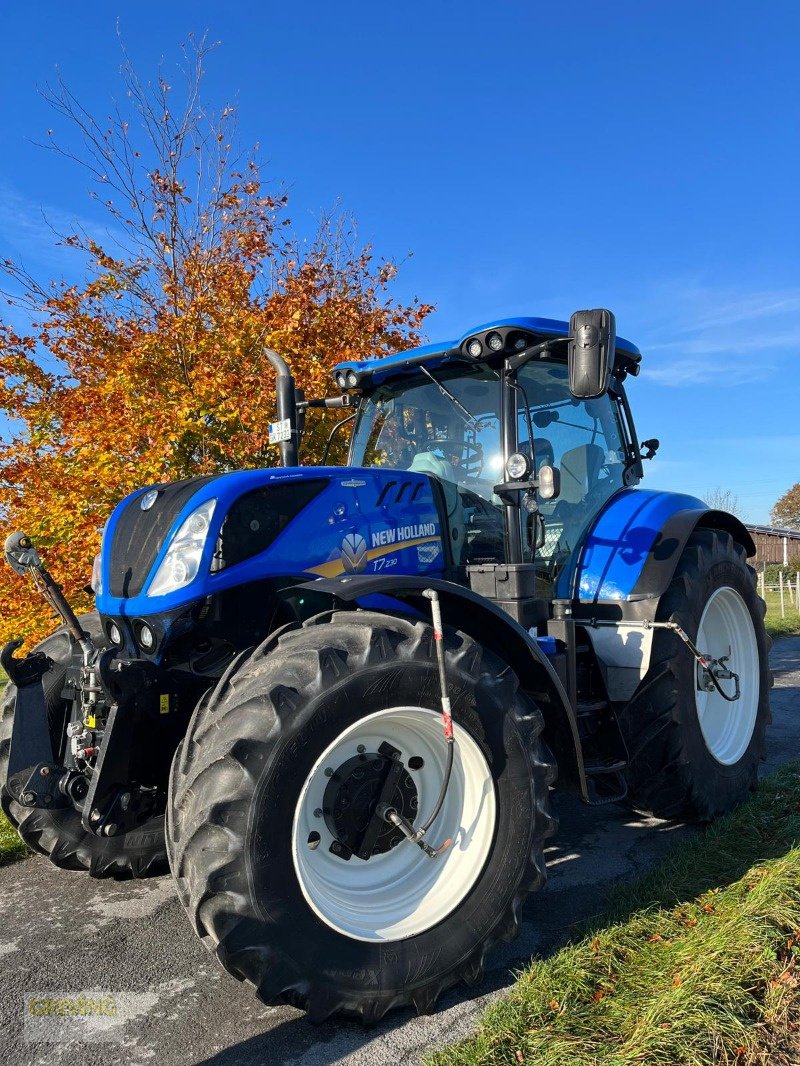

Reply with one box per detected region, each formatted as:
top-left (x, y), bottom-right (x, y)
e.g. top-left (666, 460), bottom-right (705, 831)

top-left (429, 439), bottom-right (484, 480)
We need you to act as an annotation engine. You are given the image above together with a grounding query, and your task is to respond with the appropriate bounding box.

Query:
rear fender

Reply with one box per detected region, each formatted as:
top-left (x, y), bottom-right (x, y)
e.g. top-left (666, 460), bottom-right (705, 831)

top-left (292, 574), bottom-right (591, 799)
top-left (564, 489), bottom-right (755, 701)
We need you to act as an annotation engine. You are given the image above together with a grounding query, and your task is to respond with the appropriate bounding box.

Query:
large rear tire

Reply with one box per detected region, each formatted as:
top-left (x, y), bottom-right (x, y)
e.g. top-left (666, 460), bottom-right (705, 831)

top-left (167, 611), bottom-right (557, 1022)
top-left (0, 613), bottom-right (167, 878)
top-left (619, 529), bottom-right (771, 821)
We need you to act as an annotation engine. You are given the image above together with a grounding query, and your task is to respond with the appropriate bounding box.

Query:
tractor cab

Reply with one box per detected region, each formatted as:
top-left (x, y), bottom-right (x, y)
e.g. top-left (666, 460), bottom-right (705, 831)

top-left (340, 312), bottom-right (644, 609)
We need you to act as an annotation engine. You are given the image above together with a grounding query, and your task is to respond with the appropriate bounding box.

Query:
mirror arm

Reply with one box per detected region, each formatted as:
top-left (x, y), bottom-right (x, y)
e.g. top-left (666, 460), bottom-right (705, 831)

top-left (505, 336), bottom-right (569, 373)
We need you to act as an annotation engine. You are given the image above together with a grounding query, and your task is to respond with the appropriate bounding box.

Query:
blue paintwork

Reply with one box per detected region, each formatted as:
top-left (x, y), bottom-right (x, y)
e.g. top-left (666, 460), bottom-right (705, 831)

top-left (334, 316), bottom-right (641, 384)
top-left (96, 467), bottom-right (447, 618)
top-left (554, 487), bottom-right (707, 602)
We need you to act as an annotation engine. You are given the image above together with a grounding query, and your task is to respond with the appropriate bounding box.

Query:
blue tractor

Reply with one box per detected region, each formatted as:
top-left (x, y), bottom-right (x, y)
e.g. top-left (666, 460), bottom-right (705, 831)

top-left (0, 310), bottom-right (771, 1021)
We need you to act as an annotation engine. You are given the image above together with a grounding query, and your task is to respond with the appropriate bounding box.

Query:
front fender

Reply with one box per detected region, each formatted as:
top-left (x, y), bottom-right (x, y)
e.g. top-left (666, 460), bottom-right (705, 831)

top-left (293, 574), bottom-right (592, 800)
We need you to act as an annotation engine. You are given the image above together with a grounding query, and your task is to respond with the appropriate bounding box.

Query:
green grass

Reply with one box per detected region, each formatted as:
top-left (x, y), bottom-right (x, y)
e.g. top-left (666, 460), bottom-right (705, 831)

top-left (765, 589), bottom-right (800, 640)
top-left (0, 672), bottom-right (27, 866)
top-left (429, 762), bottom-right (800, 1066)
top-left (0, 809), bottom-right (26, 866)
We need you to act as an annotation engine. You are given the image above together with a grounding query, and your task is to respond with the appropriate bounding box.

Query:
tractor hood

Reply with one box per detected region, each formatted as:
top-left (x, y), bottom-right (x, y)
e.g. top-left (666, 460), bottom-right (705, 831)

top-left (95, 466), bottom-right (448, 618)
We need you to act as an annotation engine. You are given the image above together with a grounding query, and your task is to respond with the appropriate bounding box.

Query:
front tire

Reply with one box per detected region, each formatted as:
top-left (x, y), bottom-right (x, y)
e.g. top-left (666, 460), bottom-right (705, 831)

top-left (619, 529), bottom-right (771, 821)
top-left (167, 611), bottom-right (556, 1022)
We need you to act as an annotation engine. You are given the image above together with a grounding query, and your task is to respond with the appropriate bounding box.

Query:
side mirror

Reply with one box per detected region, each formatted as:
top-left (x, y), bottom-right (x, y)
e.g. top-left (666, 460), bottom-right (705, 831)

top-left (568, 309), bottom-right (616, 399)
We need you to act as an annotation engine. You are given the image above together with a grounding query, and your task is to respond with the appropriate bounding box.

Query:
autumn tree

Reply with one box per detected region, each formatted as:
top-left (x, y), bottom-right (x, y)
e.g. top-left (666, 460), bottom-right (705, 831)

top-left (0, 38), bottom-right (432, 644)
top-left (771, 483), bottom-right (800, 530)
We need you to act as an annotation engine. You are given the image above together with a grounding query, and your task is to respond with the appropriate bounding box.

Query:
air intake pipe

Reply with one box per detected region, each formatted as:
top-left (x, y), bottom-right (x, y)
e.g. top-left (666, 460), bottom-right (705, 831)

top-left (263, 347), bottom-right (299, 467)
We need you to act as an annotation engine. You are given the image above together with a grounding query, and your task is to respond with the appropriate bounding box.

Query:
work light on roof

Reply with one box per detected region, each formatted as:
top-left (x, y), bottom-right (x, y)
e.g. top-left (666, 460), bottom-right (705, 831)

top-left (486, 331), bottom-right (503, 352)
top-left (466, 338), bottom-right (482, 358)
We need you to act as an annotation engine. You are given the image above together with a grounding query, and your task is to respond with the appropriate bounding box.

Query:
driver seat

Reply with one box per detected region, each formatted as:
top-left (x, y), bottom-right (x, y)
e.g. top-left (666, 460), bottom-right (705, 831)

top-left (559, 443), bottom-right (605, 504)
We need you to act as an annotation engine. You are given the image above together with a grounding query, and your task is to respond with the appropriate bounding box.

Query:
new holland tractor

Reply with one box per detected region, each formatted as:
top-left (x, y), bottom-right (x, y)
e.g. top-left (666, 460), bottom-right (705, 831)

top-left (0, 310), bottom-right (771, 1022)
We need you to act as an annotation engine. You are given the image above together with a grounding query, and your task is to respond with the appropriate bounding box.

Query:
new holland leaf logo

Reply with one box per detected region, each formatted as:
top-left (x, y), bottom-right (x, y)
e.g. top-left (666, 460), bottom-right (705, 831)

top-left (340, 533), bottom-right (368, 574)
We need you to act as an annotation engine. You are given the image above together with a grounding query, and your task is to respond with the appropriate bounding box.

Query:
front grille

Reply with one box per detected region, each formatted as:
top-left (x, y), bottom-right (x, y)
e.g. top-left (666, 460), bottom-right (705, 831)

top-left (108, 476), bottom-right (217, 597)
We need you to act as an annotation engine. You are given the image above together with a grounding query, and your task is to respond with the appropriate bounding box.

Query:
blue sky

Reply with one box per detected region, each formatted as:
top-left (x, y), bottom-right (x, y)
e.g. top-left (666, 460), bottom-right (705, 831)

top-left (1, 1), bottom-right (797, 522)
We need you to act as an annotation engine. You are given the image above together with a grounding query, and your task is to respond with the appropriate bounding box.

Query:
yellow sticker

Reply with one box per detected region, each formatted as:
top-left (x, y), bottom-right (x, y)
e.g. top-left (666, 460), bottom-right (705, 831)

top-left (159, 694), bottom-right (170, 715)
top-left (84, 715), bottom-right (96, 729)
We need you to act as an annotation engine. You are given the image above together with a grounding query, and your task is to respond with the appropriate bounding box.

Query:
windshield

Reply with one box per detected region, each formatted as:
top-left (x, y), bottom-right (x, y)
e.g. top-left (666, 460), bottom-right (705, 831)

top-left (350, 365), bottom-right (503, 501)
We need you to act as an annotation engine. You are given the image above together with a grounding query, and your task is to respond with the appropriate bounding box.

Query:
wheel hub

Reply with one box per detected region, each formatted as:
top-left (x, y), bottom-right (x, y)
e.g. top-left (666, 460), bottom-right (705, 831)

top-left (292, 706), bottom-right (497, 942)
top-left (323, 743), bottom-right (418, 860)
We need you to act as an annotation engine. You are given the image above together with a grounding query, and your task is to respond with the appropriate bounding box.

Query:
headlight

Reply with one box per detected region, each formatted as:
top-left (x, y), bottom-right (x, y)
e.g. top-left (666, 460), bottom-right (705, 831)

top-left (505, 452), bottom-right (530, 480)
top-left (90, 553), bottom-right (102, 595)
top-left (147, 499), bottom-right (217, 597)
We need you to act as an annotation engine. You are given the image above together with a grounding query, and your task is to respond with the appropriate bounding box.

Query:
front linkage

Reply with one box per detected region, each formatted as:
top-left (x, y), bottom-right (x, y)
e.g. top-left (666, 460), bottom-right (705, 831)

top-left (2, 533), bottom-right (162, 838)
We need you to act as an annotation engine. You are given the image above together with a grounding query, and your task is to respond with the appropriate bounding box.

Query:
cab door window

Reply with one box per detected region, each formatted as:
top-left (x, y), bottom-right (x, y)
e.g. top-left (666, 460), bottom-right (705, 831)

top-left (517, 361), bottom-right (627, 582)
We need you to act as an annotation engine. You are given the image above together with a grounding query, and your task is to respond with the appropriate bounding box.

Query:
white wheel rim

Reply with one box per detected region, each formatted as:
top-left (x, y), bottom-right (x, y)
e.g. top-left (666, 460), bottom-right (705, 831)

top-left (694, 586), bottom-right (759, 765)
top-left (291, 707), bottom-right (496, 942)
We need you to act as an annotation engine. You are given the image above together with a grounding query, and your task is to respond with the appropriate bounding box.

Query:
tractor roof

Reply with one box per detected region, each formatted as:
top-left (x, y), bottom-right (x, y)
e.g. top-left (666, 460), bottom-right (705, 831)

top-left (333, 315), bottom-right (642, 388)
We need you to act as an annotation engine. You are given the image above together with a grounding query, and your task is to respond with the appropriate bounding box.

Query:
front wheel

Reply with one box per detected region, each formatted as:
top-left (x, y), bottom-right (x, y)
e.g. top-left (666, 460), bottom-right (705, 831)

top-left (167, 611), bottom-right (557, 1022)
top-left (619, 529), bottom-right (771, 821)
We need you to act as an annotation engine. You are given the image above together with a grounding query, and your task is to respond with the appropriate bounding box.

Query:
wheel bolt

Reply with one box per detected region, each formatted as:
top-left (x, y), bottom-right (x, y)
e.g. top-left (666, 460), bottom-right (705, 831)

top-left (324, 767), bottom-right (334, 777)
top-left (313, 808), bottom-right (323, 818)
top-left (357, 744), bottom-right (366, 754)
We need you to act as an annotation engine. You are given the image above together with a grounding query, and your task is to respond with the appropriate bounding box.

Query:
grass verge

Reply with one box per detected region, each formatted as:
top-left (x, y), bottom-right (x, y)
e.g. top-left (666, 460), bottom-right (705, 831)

top-left (765, 590), bottom-right (800, 640)
top-left (0, 809), bottom-right (26, 866)
top-left (429, 762), bottom-right (800, 1066)
top-left (0, 674), bottom-right (27, 866)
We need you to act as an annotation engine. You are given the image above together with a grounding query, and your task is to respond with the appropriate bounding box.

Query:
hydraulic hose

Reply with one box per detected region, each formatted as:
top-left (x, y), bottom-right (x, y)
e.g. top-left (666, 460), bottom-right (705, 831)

top-left (379, 588), bottom-right (455, 858)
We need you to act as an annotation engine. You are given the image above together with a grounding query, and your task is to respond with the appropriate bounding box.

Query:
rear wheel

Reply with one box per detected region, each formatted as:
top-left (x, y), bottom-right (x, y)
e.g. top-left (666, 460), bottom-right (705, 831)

top-left (619, 529), bottom-right (771, 821)
top-left (0, 613), bottom-right (167, 878)
top-left (167, 611), bottom-right (557, 1022)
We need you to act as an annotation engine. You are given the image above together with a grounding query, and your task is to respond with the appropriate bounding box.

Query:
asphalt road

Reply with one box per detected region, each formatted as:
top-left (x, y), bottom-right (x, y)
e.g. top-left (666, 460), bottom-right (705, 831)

top-left (1, 637), bottom-right (798, 1066)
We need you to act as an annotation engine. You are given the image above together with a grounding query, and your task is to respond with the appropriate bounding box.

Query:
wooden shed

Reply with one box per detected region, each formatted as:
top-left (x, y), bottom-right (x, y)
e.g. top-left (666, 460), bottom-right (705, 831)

top-left (745, 524), bottom-right (800, 566)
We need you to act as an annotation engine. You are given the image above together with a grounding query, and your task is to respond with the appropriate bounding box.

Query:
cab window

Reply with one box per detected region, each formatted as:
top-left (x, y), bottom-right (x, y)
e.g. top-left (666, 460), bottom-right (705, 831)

top-left (517, 361), bottom-right (627, 583)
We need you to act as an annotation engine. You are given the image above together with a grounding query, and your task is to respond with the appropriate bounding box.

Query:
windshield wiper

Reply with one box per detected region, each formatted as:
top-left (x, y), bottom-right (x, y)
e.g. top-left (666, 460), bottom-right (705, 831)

top-left (419, 366), bottom-right (478, 427)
